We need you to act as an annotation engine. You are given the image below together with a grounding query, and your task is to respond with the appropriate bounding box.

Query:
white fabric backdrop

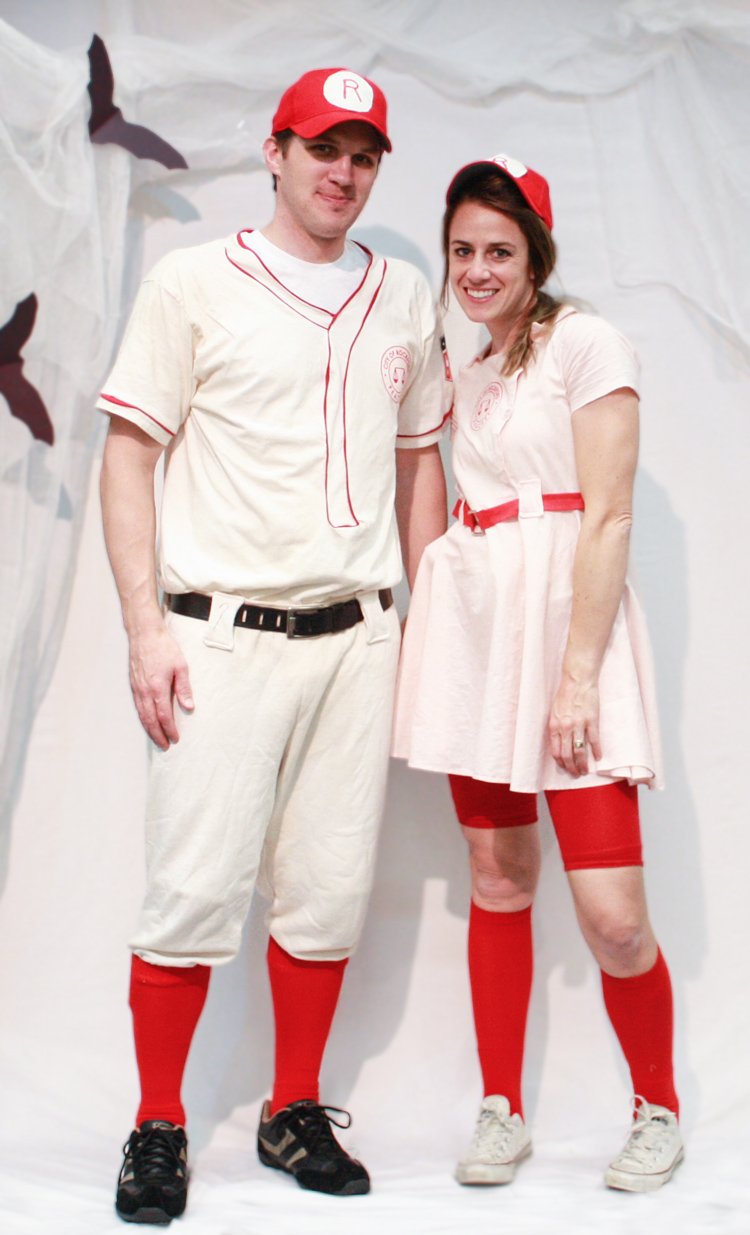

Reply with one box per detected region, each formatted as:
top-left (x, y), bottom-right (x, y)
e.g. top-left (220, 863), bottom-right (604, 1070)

top-left (0, 19), bottom-right (134, 866)
top-left (0, 2), bottom-right (749, 1233)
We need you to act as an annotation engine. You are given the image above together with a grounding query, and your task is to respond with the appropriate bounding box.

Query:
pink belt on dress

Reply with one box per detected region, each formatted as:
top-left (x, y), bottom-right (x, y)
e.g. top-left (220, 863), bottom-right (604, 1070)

top-left (453, 492), bottom-right (584, 533)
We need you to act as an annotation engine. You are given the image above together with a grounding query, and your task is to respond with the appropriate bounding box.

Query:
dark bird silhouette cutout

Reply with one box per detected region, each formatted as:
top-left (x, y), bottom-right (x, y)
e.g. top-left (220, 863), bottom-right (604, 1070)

top-left (0, 295), bottom-right (54, 446)
top-left (87, 35), bottom-right (188, 170)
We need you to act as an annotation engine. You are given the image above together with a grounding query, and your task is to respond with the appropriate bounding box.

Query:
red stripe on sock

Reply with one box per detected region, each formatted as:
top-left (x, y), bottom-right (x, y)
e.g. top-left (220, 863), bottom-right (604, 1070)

top-left (129, 954), bottom-right (210, 1127)
top-left (601, 949), bottom-right (679, 1115)
top-left (468, 902), bottom-right (533, 1119)
top-left (267, 936), bottom-right (347, 1115)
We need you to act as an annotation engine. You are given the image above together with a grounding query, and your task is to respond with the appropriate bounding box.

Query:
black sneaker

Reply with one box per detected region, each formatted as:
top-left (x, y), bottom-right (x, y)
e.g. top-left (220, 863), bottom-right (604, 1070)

top-left (115, 1120), bottom-right (188, 1225)
top-left (257, 1099), bottom-right (370, 1195)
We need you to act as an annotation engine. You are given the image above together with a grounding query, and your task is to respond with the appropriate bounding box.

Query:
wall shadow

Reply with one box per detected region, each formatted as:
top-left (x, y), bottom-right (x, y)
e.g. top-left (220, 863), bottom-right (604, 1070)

top-left (349, 225), bottom-right (433, 284)
top-left (628, 466), bottom-right (706, 1120)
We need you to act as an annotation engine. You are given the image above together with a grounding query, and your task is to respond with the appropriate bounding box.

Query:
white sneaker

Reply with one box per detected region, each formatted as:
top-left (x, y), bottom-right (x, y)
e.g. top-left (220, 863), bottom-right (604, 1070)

top-left (605, 1097), bottom-right (684, 1192)
top-left (456, 1095), bottom-right (532, 1185)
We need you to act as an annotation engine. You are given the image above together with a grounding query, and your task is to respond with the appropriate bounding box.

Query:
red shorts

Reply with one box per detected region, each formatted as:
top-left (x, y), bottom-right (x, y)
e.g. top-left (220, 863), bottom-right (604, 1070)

top-left (448, 776), bottom-right (642, 871)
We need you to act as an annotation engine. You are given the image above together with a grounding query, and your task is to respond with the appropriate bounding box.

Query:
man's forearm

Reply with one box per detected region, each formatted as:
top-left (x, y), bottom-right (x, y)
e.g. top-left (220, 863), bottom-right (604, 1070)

top-left (395, 443), bottom-right (447, 590)
top-left (100, 419), bottom-right (164, 638)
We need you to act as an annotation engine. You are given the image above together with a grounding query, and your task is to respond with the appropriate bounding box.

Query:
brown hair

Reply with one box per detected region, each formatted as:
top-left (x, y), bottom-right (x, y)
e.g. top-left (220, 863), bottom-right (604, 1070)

top-left (442, 166), bottom-right (562, 376)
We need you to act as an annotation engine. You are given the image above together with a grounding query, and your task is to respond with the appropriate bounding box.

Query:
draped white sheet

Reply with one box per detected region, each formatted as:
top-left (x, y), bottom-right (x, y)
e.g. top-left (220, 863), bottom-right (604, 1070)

top-left (0, 19), bottom-right (132, 868)
top-left (1, 2), bottom-right (750, 1233)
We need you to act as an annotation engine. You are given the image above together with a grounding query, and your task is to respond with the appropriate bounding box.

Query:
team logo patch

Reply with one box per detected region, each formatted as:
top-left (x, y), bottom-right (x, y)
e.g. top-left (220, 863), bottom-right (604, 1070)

top-left (381, 346), bottom-right (412, 402)
top-left (471, 381), bottom-right (503, 430)
top-left (323, 70), bottom-right (374, 113)
top-left (491, 152), bottom-right (528, 179)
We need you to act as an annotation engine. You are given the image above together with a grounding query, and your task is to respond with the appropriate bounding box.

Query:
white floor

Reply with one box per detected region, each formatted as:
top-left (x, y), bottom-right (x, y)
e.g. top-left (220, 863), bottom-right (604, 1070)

top-left (2, 1110), bottom-right (749, 1235)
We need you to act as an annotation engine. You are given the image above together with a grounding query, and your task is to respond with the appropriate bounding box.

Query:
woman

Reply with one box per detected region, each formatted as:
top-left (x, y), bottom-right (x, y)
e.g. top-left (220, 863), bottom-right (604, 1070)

top-left (393, 155), bottom-right (682, 1192)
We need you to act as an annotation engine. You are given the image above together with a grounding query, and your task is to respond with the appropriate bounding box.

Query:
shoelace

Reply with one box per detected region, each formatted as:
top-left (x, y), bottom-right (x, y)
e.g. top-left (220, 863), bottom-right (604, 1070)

top-left (124, 1126), bottom-right (186, 1181)
top-left (615, 1097), bottom-right (673, 1167)
top-left (472, 1107), bottom-right (520, 1156)
top-left (282, 1103), bottom-right (353, 1155)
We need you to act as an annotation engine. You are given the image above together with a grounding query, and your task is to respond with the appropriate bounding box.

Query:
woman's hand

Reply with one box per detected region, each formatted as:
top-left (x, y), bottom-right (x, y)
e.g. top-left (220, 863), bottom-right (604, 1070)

top-left (548, 672), bottom-right (603, 777)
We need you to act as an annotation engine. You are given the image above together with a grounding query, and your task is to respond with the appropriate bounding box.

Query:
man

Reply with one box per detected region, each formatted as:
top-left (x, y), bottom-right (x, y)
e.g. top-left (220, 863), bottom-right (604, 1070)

top-left (99, 67), bottom-right (449, 1224)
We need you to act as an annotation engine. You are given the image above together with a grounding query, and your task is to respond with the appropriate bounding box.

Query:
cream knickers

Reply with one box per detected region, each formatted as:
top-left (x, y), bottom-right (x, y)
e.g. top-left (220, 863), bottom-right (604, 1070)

top-left (130, 604), bottom-right (400, 966)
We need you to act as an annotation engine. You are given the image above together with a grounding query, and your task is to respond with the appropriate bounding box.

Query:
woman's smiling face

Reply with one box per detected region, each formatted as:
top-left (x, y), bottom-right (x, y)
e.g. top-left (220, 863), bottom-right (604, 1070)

top-left (448, 201), bottom-right (536, 350)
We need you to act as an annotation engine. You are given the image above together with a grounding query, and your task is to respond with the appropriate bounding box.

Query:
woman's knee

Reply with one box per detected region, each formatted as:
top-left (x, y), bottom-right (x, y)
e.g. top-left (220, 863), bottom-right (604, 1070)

top-left (578, 901), bottom-right (654, 970)
top-left (471, 867), bottom-right (535, 911)
top-left (466, 831), bottom-right (540, 911)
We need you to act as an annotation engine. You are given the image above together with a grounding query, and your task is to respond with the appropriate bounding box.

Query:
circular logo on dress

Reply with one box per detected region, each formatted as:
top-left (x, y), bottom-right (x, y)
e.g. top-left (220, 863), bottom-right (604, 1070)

top-left (323, 70), bottom-right (374, 113)
top-left (471, 381), bottom-right (503, 430)
top-left (490, 152), bottom-right (528, 179)
top-left (381, 346), bottom-right (412, 402)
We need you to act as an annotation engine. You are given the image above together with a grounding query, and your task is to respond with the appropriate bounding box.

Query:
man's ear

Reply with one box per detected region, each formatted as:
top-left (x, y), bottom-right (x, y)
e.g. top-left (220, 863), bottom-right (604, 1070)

top-left (263, 135), bottom-right (283, 179)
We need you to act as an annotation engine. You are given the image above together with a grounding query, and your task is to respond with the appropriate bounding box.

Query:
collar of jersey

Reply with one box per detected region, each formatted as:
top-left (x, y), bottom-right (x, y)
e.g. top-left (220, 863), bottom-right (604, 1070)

top-left (225, 230), bottom-right (383, 329)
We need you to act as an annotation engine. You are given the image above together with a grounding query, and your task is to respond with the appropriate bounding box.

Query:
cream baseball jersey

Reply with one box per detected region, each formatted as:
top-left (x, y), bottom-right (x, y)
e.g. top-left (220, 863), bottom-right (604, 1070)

top-left (97, 233), bottom-right (451, 606)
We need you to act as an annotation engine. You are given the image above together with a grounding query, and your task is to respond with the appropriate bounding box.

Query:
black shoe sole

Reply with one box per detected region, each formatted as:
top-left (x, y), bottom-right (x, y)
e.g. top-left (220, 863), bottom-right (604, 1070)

top-left (115, 1204), bottom-right (175, 1225)
top-left (258, 1146), bottom-right (370, 1196)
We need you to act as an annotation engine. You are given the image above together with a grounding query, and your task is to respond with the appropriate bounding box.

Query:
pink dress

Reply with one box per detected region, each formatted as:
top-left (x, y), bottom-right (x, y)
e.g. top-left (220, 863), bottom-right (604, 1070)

top-left (392, 306), bottom-right (663, 793)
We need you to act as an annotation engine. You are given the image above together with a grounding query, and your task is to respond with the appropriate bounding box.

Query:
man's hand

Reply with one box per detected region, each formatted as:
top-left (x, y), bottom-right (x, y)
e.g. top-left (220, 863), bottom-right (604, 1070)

top-left (128, 623), bottom-right (194, 750)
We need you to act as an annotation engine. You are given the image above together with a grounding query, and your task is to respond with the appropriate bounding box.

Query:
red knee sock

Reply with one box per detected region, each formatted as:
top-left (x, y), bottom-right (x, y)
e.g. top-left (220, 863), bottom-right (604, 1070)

top-left (267, 937), bottom-right (348, 1115)
top-left (129, 954), bottom-right (210, 1127)
top-left (601, 949), bottom-right (679, 1115)
top-left (468, 902), bottom-right (533, 1119)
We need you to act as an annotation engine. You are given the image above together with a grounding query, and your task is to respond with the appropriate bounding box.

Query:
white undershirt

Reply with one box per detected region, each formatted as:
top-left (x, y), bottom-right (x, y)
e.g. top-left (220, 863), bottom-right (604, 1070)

top-left (240, 230), bottom-right (370, 315)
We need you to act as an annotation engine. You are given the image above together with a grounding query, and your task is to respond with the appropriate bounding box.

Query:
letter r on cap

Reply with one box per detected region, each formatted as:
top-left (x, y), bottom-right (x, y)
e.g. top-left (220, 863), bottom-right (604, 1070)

top-left (342, 78), bottom-right (363, 102)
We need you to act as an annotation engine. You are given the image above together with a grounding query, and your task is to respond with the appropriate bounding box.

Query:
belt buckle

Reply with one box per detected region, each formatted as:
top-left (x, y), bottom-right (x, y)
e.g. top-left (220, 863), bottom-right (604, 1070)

top-left (286, 609), bottom-right (301, 639)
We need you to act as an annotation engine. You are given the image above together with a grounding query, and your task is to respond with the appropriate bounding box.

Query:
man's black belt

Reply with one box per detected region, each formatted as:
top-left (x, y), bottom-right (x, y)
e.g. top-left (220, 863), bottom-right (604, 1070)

top-left (168, 588), bottom-right (394, 639)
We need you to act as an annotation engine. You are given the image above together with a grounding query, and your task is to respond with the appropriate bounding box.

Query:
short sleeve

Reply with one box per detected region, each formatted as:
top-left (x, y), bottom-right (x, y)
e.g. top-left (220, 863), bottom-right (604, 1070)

top-left (556, 312), bottom-right (640, 413)
top-left (396, 275), bottom-right (453, 449)
top-left (96, 259), bottom-right (194, 446)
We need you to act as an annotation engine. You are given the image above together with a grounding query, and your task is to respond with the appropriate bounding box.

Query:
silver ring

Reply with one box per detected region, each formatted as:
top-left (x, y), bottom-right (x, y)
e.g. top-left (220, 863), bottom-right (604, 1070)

top-left (573, 738), bottom-right (585, 750)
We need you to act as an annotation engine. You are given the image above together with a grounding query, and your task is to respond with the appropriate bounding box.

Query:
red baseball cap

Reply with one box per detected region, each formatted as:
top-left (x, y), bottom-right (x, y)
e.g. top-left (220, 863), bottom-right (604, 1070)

top-left (272, 68), bottom-right (391, 152)
top-left (446, 153), bottom-right (553, 230)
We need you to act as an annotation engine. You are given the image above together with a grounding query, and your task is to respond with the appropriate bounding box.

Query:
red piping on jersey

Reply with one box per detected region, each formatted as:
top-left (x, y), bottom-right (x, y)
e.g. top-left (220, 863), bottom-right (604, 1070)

top-left (225, 250), bottom-right (328, 328)
top-left (336, 260), bottom-right (387, 527)
top-left (330, 244), bottom-right (374, 322)
top-left (227, 238), bottom-right (389, 532)
top-left (100, 393), bottom-right (174, 438)
top-left (235, 231), bottom-right (374, 318)
top-left (397, 406), bottom-right (452, 439)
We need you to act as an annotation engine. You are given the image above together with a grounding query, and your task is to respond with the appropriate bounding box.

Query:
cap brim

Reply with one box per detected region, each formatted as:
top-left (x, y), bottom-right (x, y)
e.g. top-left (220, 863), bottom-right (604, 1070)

top-left (289, 111), bottom-right (391, 152)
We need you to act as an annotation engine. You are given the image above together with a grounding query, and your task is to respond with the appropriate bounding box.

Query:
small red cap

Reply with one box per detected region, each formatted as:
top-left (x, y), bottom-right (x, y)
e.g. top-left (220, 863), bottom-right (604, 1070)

top-left (446, 153), bottom-right (553, 230)
top-left (272, 68), bottom-right (391, 152)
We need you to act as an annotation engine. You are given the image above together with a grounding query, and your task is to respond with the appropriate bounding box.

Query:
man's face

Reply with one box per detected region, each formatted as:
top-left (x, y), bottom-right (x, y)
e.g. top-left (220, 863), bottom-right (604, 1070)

top-left (264, 122), bottom-right (382, 241)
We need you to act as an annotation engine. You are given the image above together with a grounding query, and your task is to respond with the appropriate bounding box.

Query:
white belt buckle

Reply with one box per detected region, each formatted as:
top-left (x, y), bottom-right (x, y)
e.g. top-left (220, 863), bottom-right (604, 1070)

top-left (518, 478), bottom-right (544, 518)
